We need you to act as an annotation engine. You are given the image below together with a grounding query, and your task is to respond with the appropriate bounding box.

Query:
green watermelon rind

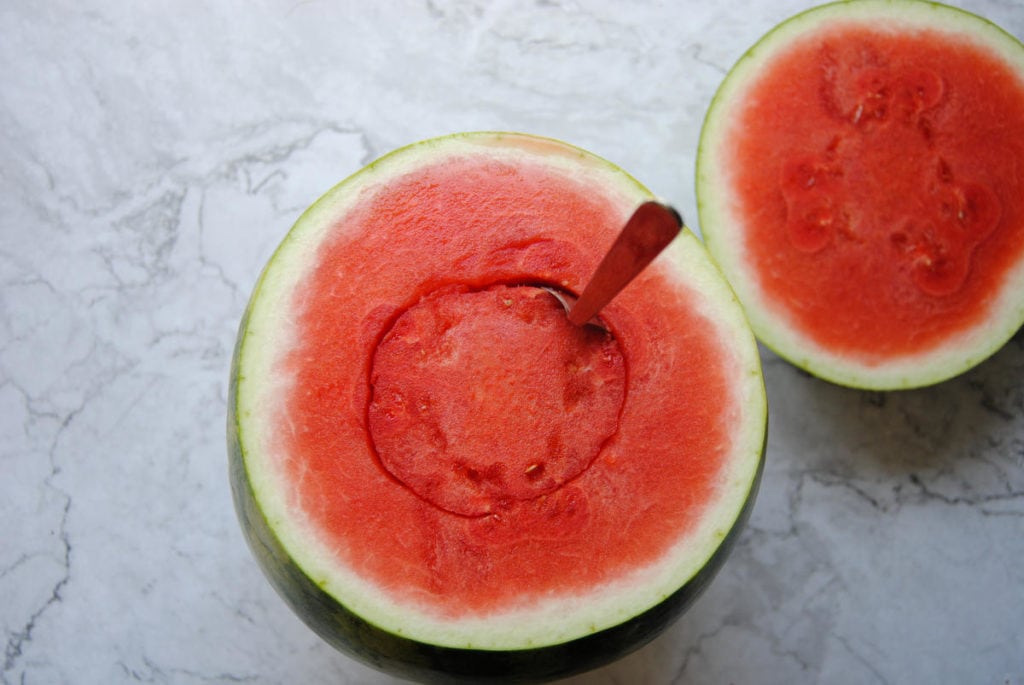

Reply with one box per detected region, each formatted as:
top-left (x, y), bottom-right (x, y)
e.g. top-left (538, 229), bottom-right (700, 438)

top-left (696, 0), bottom-right (1024, 390)
top-left (229, 368), bottom-right (764, 683)
top-left (229, 132), bottom-right (767, 680)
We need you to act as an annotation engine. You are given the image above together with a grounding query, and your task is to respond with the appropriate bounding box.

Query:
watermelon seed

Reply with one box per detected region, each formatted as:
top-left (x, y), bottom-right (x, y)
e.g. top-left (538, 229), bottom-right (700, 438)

top-left (936, 158), bottom-right (954, 184)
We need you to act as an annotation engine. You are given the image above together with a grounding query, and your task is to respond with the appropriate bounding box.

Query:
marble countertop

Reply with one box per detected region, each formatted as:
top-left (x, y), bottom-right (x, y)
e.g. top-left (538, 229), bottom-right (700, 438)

top-left (3, 2), bottom-right (1023, 683)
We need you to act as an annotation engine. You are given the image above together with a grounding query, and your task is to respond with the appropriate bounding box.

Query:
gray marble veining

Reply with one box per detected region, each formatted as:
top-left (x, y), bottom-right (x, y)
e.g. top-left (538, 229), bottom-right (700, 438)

top-left (2, 2), bottom-right (1022, 683)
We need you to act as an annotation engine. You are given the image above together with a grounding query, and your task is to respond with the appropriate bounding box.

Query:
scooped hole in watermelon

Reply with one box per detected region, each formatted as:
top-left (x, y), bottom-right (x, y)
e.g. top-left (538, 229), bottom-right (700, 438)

top-left (367, 282), bottom-right (626, 518)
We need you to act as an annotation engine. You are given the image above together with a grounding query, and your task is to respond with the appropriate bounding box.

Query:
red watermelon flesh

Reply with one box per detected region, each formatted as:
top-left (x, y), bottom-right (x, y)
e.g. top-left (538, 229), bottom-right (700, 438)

top-left (276, 152), bottom-right (736, 616)
top-left (732, 25), bottom-right (1024, 358)
top-left (368, 284), bottom-right (626, 518)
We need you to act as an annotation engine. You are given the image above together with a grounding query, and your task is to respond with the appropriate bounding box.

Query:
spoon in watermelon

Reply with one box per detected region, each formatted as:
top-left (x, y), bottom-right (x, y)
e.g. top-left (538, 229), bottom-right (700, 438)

top-left (546, 200), bottom-right (683, 329)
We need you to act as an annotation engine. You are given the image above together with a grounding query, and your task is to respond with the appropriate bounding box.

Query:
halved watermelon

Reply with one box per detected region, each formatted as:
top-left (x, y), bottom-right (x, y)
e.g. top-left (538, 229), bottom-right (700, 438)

top-left (697, 0), bottom-right (1024, 389)
top-left (228, 132), bottom-right (767, 682)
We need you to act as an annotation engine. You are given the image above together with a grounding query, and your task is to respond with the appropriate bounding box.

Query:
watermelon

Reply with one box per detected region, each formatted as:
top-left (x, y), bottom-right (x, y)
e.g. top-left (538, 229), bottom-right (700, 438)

top-left (228, 132), bottom-right (767, 682)
top-left (697, 0), bottom-right (1024, 389)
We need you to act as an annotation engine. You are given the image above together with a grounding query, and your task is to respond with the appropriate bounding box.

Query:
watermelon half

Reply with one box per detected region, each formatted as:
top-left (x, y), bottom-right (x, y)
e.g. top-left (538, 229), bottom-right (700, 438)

top-left (228, 132), bottom-right (767, 682)
top-left (697, 0), bottom-right (1024, 389)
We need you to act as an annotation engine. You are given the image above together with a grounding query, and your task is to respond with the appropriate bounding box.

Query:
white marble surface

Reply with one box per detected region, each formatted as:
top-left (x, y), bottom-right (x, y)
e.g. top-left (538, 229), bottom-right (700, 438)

top-left (2, 1), bottom-right (1023, 683)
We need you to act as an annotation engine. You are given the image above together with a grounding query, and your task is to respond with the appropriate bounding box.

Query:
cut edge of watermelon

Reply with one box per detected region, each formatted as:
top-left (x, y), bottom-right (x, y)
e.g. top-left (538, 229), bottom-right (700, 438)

top-left (696, 0), bottom-right (1024, 389)
top-left (231, 132), bottom-right (767, 650)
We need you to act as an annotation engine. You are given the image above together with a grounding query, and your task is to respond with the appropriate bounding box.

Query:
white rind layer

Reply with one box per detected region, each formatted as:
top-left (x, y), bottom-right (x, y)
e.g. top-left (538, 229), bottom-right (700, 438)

top-left (697, 0), bottom-right (1024, 390)
top-left (234, 132), bottom-right (767, 649)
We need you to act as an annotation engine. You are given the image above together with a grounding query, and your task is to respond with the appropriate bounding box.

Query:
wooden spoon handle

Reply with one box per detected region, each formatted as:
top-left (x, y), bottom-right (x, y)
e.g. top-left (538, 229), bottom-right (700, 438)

top-left (568, 201), bottom-right (683, 327)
